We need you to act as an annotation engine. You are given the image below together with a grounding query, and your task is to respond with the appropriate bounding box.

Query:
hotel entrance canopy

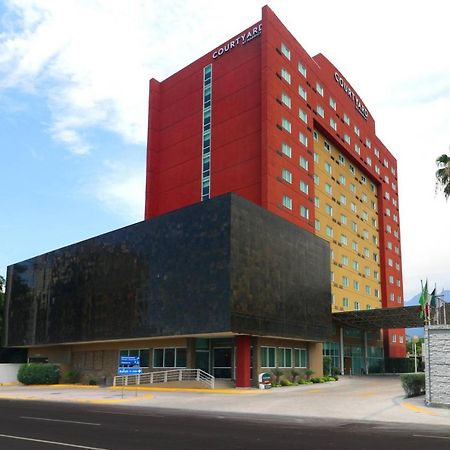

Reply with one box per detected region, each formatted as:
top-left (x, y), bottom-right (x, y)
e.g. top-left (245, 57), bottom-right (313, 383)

top-left (332, 305), bottom-right (449, 330)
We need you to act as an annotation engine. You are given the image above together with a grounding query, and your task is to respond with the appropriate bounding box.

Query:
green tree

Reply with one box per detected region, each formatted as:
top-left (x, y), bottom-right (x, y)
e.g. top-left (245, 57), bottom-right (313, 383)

top-left (436, 154), bottom-right (450, 200)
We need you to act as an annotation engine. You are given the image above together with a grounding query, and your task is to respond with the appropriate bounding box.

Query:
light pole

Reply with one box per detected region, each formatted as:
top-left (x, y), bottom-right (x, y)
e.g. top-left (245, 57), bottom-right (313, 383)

top-left (412, 336), bottom-right (419, 373)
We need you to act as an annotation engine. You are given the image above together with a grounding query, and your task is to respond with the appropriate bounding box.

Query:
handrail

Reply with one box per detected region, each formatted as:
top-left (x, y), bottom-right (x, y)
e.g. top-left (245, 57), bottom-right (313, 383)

top-left (113, 368), bottom-right (215, 389)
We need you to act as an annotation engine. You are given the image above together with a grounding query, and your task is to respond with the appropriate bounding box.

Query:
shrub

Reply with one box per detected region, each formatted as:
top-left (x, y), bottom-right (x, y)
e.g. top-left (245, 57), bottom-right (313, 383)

top-left (400, 373), bottom-right (425, 397)
top-left (62, 369), bottom-right (79, 384)
top-left (88, 379), bottom-right (98, 386)
top-left (297, 379), bottom-right (308, 385)
top-left (310, 377), bottom-right (321, 383)
top-left (280, 378), bottom-right (292, 386)
top-left (304, 369), bottom-right (314, 380)
top-left (290, 369), bottom-right (301, 383)
top-left (271, 368), bottom-right (284, 385)
top-left (17, 363), bottom-right (60, 385)
top-left (331, 367), bottom-right (340, 377)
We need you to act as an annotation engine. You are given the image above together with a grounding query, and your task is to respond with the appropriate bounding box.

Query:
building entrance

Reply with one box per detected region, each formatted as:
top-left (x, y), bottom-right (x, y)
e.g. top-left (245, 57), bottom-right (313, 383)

top-left (213, 347), bottom-right (232, 378)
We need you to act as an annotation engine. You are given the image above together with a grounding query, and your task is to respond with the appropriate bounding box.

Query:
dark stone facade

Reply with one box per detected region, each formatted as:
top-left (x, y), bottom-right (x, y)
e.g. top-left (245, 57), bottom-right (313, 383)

top-left (5, 194), bottom-right (332, 346)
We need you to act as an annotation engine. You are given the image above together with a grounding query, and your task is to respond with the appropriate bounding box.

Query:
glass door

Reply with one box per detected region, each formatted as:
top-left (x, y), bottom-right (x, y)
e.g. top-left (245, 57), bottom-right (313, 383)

top-left (213, 347), bottom-right (232, 378)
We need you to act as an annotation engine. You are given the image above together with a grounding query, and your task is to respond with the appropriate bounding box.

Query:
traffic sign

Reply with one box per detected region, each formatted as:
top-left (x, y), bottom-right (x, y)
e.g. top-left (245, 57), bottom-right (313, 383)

top-left (120, 356), bottom-right (140, 366)
top-left (118, 367), bottom-right (142, 375)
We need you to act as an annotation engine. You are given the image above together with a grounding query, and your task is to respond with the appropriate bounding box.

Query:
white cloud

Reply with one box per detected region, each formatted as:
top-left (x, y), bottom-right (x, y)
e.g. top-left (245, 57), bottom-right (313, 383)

top-left (1, 0), bottom-right (450, 296)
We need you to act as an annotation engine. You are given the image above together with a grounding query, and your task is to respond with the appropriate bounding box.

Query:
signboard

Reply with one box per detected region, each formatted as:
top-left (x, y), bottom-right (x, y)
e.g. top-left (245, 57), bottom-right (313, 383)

top-left (120, 356), bottom-right (140, 366)
top-left (258, 372), bottom-right (272, 389)
top-left (117, 367), bottom-right (142, 375)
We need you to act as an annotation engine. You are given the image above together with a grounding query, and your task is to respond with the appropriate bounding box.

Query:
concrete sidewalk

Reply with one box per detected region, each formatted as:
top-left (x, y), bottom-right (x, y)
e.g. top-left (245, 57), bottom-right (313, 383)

top-left (0, 376), bottom-right (448, 427)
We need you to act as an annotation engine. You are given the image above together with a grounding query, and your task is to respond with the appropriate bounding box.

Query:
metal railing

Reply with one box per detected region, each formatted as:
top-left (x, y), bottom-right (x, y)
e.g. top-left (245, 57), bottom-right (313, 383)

top-left (113, 368), bottom-right (215, 389)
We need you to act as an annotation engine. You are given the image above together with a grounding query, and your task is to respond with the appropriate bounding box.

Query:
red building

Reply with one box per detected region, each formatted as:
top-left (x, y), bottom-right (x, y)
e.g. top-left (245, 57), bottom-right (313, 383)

top-left (145, 5), bottom-right (405, 359)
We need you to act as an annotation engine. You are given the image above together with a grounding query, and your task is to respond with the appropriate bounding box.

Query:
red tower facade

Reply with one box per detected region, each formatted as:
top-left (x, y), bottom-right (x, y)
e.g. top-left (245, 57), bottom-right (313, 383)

top-left (145, 6), bottom-right (405, 358)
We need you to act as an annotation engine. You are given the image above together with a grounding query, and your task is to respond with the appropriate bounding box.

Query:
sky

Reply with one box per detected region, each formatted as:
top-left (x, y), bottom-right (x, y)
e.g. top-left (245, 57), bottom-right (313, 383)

top-left (0, 0), bottom-right (449, 300)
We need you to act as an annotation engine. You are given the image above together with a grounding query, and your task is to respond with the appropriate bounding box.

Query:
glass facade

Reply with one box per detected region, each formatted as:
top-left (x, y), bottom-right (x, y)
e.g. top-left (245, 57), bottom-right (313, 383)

top-left (201, 64), bottom-right (212, 200)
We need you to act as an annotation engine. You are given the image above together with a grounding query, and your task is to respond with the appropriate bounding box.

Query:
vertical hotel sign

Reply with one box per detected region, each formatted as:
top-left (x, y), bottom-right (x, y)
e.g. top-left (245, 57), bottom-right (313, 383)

top-left (212, 23), bottom-right (262, 59)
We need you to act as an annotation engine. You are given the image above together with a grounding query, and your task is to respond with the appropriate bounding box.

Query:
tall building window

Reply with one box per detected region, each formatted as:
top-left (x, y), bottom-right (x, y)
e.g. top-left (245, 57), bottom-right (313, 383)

top-left (299, 156), bottom-right (309, 170)
top-left (282, 168), bottom-right (292, 184)
top-left (281, 68), bottom-right (291, 84)
top-left (330, 118), bottom-right (337, 130)
top-left (299, 108), bottom-right (308, 123)
top-left (329, 97), bottom-right (336, 110)
top-left (343, 113), bottom-right (350, 125)
top-left (281, 117), bottom-right (291, 133)
top-left (298, 62), bottom-right (307, 77)
top-left (281, 92), bottom-right (291, 108)
top-left (300, 206), bottom-right (309, 219)
top-left (299, 132), bottom-right (308, 147)
top-left (298, 85), bottom-right (307, 100)
top-left (282, 195), bottom-right (292, 210)
top-left (317, 105), bottom-right (325, 117)
top-left (300, 181), bottom-right (309, 194)
top-left (316, 82), bottom-right (324, 96)
top-left (261, 347), bottom-right (276, 368)
top-left (281, 42), bottom-right (291, 60)
top-left (281, 142), bottom-right (292, 158)
top-left (201, 64), bottom-right (212, 201)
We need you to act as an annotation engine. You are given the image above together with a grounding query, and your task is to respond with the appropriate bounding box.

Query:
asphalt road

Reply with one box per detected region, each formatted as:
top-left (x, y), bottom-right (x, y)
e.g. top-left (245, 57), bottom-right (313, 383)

top-left (0, 399), bottom-right (449, 450)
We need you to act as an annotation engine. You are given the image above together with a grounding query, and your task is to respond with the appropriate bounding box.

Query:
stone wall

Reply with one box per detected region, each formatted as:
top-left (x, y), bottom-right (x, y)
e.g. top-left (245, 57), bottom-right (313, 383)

top-left (425, 325), bottom-right (450, 407)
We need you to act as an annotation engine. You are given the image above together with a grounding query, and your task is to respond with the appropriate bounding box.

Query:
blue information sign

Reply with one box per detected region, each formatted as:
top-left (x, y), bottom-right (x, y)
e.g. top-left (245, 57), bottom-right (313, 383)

top-left (118, 367), bottom-right (142, 375)
top-left (120, 356), bottom-right (140, 366)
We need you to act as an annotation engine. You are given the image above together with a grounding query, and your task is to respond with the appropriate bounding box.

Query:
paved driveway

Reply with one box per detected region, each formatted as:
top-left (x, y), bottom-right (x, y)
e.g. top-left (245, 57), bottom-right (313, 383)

top-left (1, 376), bottom-right (449, 426)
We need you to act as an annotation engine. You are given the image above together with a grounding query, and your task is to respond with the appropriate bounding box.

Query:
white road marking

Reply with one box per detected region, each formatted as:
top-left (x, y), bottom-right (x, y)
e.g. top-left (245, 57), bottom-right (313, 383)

top-left (0, 433), bottom-right (108, 449)
top-left (413, 434), bottom-right (450, 440)
top-left (21, 416), bottom-right (100, 426)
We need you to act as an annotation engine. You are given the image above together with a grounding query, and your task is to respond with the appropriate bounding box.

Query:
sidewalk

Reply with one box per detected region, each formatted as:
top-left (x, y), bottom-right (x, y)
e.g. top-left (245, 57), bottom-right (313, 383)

top-left (0, 376), bottom-right (448, 427)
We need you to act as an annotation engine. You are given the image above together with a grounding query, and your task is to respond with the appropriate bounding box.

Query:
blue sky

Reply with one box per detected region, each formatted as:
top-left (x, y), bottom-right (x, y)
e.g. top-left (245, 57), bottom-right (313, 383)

top-left (1, 0), bottom-right (450, 300)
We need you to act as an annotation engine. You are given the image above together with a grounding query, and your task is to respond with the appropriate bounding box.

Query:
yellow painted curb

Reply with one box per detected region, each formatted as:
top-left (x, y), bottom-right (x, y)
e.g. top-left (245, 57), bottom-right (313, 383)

top-left (400, 401), bottom-right (438, 416)
top-left (0, 382), bottom-right (20, 387)
top-left (29, 384), bottom-right (101, 389)
top-left (110, 386), bottom-right (269, 394)
top-left (0, 393), bottom-right (153, 404)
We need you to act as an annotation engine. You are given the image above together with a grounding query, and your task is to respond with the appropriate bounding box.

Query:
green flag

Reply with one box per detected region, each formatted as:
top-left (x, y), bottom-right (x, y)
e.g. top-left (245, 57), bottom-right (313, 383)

top-left (419, 280), bottom-right (428, 319)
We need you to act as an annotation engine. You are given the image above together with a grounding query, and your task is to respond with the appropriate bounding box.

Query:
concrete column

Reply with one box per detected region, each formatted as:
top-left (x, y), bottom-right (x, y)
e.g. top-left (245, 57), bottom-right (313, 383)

top-left (186, 338), bottom-right (196, 369)
top-left (364, 331), bottom-right (369, 374)
top-left (308, 342), bottom-right (323, 377)
top-left (251, 336), bottom-right (260, 387)
top-left (340, 327), bottom-right (344, 375)
top-left (235, 335), bottom-right (251, 388)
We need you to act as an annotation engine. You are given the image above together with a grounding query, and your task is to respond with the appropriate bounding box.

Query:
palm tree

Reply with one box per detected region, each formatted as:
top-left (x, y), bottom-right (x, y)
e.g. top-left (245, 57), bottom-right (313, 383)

top-left (436, 154), bottom-right (450, 200)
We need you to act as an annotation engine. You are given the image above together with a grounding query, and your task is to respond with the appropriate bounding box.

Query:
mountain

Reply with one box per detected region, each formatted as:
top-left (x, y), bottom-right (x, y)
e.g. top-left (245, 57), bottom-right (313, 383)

top-left (405, 290), bottom-right (449, 338)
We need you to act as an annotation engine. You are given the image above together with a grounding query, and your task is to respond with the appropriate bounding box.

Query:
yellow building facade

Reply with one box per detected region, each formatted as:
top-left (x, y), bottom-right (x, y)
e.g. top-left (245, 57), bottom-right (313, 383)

top-left (313, 129), bottom-right (382, 313)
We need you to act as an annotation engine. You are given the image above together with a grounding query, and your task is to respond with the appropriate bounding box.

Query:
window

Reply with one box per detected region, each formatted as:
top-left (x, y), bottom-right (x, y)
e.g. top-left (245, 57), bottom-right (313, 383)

top-left (300, 156), bottom-right (309, 170)
top-left (324, 141), bottom-right (330, 152)
top-left (300, 206), bottom-right (309, 219)
top-left (329, 97), bottom-right (336, 110)
top-left (354, 125), bottom-right (360, 136)
top-left (361, 175), bottom-right (367, 184)
top-left (354, 301), bottom-right (360, 310)
top-left (298, 62), bottom-right (307, 77)
top-left (340, 234), bottom-right (348, 245)
top-left (313, 130), bottom-right (318, 141)
top-left (201, 64), bottom-right (212, 201)
top-left (317, 105), bottom-right (325, 117)
top-left (340, 214), bottom-right (347, 225)
top-left (261, 346), bottom-right (276, 367)
top-left (342, 276), bottom-right (349, 287)
top-left (351, 202), bottom-right (357, 213)
top-left (344, 134), bottom-right (351, 144)
top-left (343, 297), bottom-right (349, 307)
top-left (399, 335), bottom-right (404, 344)
top-left (314, 174), bottom-right (319, 185)
top-left (281, 92), bottom-right (291, 108)
top-left (316, 82), bottom-right (324, 96)
top-left (281, 68), bottom-right (291, 84)
top-left (349, 164), bottom-right (355, 175)
top-left (330, 118), bottom-right (337, 130)
top-left (392, 334), bottom-right (397, 343)
top-left (339, 194), bottom-right (346, 205)
top-left (299, 108), bottom-right (308, 123)
top-left (153, 348), bottom-right (187, 368)
top-left (326, 225), bottom-right (333, 238)
top-left (365, 285), bottom-right (371, 295)
top-left (325, 162), bottom-right (332, 174)
top-left (351, 221), bottom-right (357, 232)
top-left (366, 157), bottom-right (372, 166)
top-left (315, 219), bottom-right (320, 230)
top-left (341, 255), bottom-right (349, 266)
top-left (299, 132), bottom-right (308, 147)
top-left (298, 85), bottom-right (307, 100)
top-left (352, 240), bottom-right (358, 252)
top-left (282, 195), bottom-right (292, 210)
top-left (339, 174), bottom-right (346, 185)
top-left (365, 138), bottom-right (371, 148)
top-left (325, 204), bottom-right (333, 216)
top-left (325, 183), bottom-right (332, 195)
top-left (314, 152), bottom-right (319, 163)
top-left (281, 117), bottom-right (291, 133)
top-left (119, 349), bottom-right (150, 368)
top-left (354, 144), bottom-right (360, 155)
top-left (294, 348), bottom-right (308, 368)
top-left (300, 181), bottom-right (309, 194)
top-left (363, 247), bottom-right (370, 257)
top-left (364, 266), bottom-right (371, 276)
top-left (352, 260), bottom-right (359, 271)
top-left (350, 183), bottom-right (356, 193)
top-left (343, 114), bottom-right (350, 125)
top-left (278, 348), bottom-right (292, 368)
top-left (282, 142), bottom-right (292, 158)
top-left (353, 280), bottom-right (359, 291)
top-left (282, 168), bottom-right (292, 183)
top-left (281, 42), bottom-right (290, 60)
top-left (314, 196), bottom-right (320, 207)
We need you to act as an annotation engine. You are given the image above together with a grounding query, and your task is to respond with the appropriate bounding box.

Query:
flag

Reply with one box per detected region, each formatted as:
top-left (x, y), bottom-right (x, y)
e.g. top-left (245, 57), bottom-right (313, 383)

top-left (419, 280), bottom-right (428, 319)
top-left (430, 286), bottom-right (437, 307)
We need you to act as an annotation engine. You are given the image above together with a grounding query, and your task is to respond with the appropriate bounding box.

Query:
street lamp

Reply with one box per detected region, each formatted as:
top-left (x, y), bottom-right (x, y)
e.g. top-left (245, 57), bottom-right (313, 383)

top-left (412, 336), bottom-right (419, 373)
